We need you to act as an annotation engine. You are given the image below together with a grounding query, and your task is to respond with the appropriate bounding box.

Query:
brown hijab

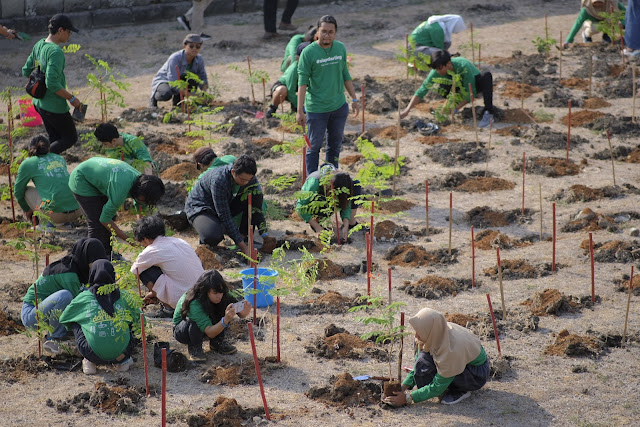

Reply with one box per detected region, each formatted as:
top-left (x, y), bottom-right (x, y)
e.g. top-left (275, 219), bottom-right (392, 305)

top-left (582, 0), bottom-right (614, 19)
top-left (408, 308), bottom-right (482, 378)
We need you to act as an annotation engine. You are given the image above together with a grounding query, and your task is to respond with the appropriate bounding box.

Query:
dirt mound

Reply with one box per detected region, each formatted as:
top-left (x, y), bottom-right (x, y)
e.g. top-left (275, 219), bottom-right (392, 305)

top-left (195, 245), bottom-right (247, 270)
top-left (561, 208), bottom-right (617, 233)
top-left (526, 126), bottom-right (589, 151)
top-left (425, 142), bottom-right (486, 166)
top-left (195, 245), bottom-right (226, 270)
top-left (378, 199), bottom-right (416, 214)
top-left (592, 144), bottom-right (637, 161)
top-left (502, 108), bottom-right (536, 124)
top-left (186, 395), bottom-right (265, 427)
top-left (363, 125), bottom-right (407, 140)
top-left (306, 372), bottom-right (382, 407)
top-left (53, 381), bottom-right (144, 415)
top-left (200, 358), bottom-right (281, 386)
top-left (432, 170), bottom-right (489, 190)
top-left (583, 98), bottom-right (611, 109)
top-left (455, 177), bottom-right (516, 192)
top-left (374, 219), bottom-right (413, 240)
top-left (276, 232), bottom-right (323, 252)
top-left (613, 274), bottom-right (640, 296)
top-left (586, 115), bottom-right (640, 138)
top-left (252, 137), bottom-right (280, 147)
top-left (513, 156), bottom-right (581, 177)
top-left (0, 220), bottom-right (24, 239)
top-left (466, 206), bottom-right (531, 228)
top-left (560, 110), bottom-right (606, 127)
top-left (0, 354), bottom-right (50, 383)
top-left (521, 289), bottom-right (581, 316)
top-left (316, 258), bottom-right (360, 280)
top-left (298, 291), bottom-right (363, 315)
top-left (445, 313), bottom-right (480, 327)
top-left (384, 244), bottom-right (458, 267)
top-left (305, 331), bottom-right (384, 360)
top-left (417, 135), bottom-right (459, 145)
top-left (0, 309), bottom-right (23, 336)
top-left (559, 78), bottom-right (589, 89)
top-left (399, 275), bottom-right (473, 299)
top-left (160, 162), bottom-right (199, 181)
top-left (541, 87), bottom-right (582, 108)
top-left (586, 239), bottom-right (640, 263)
top-left (498, 81), bottom-right (542, 98)
top-left (340, 153), bottom-right (363, 166)
top-left (474, 229), bottom-right (531, 250)
top-left (628, 148), bottom-right (640, 162)
top-left (544, 329), bottom-right (602, 357)
top-left (119, 107), bottom-right (161, 123)
top-left (552, 185), bottom-right (621, 203)
top-left (483, 259), bottom-right (552, 280)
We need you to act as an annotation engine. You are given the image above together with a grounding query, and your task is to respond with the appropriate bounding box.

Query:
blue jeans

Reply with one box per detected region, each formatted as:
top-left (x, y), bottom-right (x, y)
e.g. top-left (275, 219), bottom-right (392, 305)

top-left (21, 289), bottom-right (73, 339)
top-left (306, 102), bottom-right (349, 175)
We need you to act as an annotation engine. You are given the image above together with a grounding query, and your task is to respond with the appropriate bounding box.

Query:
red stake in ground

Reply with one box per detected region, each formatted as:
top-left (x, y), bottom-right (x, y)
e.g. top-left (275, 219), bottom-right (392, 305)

top-left (366, 232), bottom-right (371, 297)
top-left (276, 296), bottom-right (281, 363)
top-left (253, 249), bottom-right (258, 325)
top-left (388, 267), bottom-right (392, 303)
top-left (247, 322), bottom-right (271, 420)
top-left (589, 233), bottom-right (595, 303)
top-left (140, 313), bottom-right (149, 397)
top-left (471, 227), bottom-right (476, 288)
top-left (7, 165), bottom-right (15, 222)
top-left (425, 179), bottom-right (429, 235)
top-left (566, 100), bottom-right (572, 163)
top-left (161, 347), bottom-right (167, 427)
top-left (486, 294), bottom-right (502, 356)
top-left (522, 152), bottom-right (526, 215)
top-left (552, 202), bottom-right (556, 272)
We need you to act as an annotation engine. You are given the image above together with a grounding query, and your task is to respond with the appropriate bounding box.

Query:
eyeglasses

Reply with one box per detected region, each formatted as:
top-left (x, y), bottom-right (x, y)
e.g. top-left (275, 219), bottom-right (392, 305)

top-left (195, 162), bottom-right (201, 170)
top-left (188, 44), bottom-right (202, 49)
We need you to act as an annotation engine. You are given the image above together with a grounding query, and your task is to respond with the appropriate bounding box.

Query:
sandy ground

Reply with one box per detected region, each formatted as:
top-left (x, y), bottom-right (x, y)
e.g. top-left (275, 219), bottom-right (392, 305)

top-left (2, 0), bottom-right (640, 426)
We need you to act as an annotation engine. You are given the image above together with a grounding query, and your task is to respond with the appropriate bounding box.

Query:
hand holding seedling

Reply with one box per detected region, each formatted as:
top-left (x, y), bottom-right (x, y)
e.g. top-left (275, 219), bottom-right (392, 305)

top-left (384, 391), bottom-right (407, 406)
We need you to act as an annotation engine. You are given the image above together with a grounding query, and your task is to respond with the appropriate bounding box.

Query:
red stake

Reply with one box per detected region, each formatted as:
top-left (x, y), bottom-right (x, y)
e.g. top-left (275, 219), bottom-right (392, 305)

top-left (276, 296), bottom-right (281, 363)
top-left (175, 66), bottom-right (184, 114)
top-left (448, 192), bottom-right (453, 255)
top-left (361, 83), bottom-right (365, 134)
top-left (425, 179), bottom-right (429, 235)
top-left (589, 233), bottom-right (595, 303)
top-left (247, 322), bottom-right (271, 420)
top-left (253, 251), bottom-right (258, 325)
top-left (522, 152), bottom-right (526, 215)
top-left (486, 294), bottom-right (502, 356)
top-left (366, 232), bottom-right (371, 297)
top-left (552, 203), bottom-right (556, 272)
top-left (136, 268), bottom-right (143, 299)
top-left (405, 34), bottom-right (409, 79)
top-left (7, 165), bottom-right (16, 222)
top-left (388, 268), bottom-right (392, 303)
top-left (566, 100), bottom-right (572, 163)
top-left (302, 146), bottom-right (307, 183)
top-left (161, 347), bottom-right (167, 427)
top-left (248, 193), bottom-right (254, 264)
top-left (45, 254), bottom-right (50, 267)
top-left (247, 56), bottom-right (256, 105)
top-left (471, 227), bottom-right (476, 288)
top-left (140, 313), bottom-right (149, 397)
top-left (33, 271), bottom-right (42, 357)
top-left (370, 200), bottom-right (374, 246)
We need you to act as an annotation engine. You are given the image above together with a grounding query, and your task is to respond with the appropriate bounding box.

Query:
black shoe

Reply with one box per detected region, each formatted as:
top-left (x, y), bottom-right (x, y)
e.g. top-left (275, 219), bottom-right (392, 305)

top-left (177, 15), bottom-right (191, 31)
top-left (148, 97), bottom-right (157, 108)
top-left (266, 104), bottom-right (277, 118)
top-left (602, 33), bottom-right (612, 44)
top-left (210, 338), bottom-right (237, 355)
top-left (145, 306), bottom-right (174, 319)
top-left (188, 345), bottom-right (207, 362)
top-left (200, 33), bottom-right (212, 41)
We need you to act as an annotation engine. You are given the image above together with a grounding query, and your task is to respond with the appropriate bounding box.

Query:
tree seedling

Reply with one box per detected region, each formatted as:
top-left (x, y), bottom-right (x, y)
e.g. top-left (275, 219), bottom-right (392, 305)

top-left (85, 54), bottom-right (130, 123)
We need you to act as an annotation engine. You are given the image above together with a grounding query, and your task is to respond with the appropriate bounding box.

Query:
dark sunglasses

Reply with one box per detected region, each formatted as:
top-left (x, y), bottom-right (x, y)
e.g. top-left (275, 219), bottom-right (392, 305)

top-left (188, 43), bottom-right (202, 49)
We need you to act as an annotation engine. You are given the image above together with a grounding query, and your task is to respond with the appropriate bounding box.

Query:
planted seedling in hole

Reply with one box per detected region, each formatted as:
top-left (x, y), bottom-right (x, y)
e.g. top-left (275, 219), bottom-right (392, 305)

top-left (596, 9), bottom-right (626, 43)
top-left (396, 39), bottom-right (432, 78)
top-left (430, 70), bottom-right (467, 123)
top-left (85, 54), bottom-right (130, 123)
top-left (229, 61), bottom-right (269, 106)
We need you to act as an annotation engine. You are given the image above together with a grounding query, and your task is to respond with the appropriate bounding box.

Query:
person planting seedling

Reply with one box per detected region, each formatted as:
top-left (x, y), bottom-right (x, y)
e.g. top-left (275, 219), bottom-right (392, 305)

top-left (94, 123), bottom-right (155, 175)
top-left (385, 308), bottom-right (490, 407)
top-left (408, 14), bottom-right (466, 59)
top-left (267, 41), bottom-right (311, 118)
top-left (400, 49), bottom-right (495, 128)
top-left (563, 0), bottom-right (626, 48)
top-left (192, 146), bottom-right (236, 184)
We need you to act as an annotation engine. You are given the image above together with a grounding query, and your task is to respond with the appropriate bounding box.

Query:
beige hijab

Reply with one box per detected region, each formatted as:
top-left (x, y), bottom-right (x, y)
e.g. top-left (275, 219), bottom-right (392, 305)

top-left (408, 308), bottom-right (482, 378)
top-left (582, 0), bottom-right (614, 19)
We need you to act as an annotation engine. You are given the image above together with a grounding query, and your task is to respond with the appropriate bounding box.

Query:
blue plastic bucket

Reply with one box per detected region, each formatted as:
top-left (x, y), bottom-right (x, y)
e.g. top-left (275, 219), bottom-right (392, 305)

top-left (240, 267), bottom-right (277, 308)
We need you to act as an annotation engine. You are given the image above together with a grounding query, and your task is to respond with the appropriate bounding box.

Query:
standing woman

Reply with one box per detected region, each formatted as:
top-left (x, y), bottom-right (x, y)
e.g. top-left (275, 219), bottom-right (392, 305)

top-left (21, 238), bottom-right (107, 355)
top-left (21, 14), bottom-right (81, 154)
top-left (624, 0), bottom-right (640, 56)
top-left (60, 259), bottom-right (143, 375)
top-left (14, 135), bottom-right (82, 227)
top-left (386, 308), bottom-right (490, 406)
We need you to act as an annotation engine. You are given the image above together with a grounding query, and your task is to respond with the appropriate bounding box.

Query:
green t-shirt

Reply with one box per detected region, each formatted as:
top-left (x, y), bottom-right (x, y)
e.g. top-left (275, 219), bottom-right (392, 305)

top-left (565, 3), bottom-right (626, 43)
top-left (414, 57), bottom-right (480, 103)
top-left (298, 41), bottom-right (352, 113)
top-left (22, 39), bottom-right (69, 114)
top-left (68, 157), bottom-right (141, 223)
top-left (195, 154), bottom-right (236, 184)
top-left (59, 290), bottom-right (141, 361)
top-left (281, 34), bottom-right (305, 72)
top-left (22, 272), bottom-right (83, 306)
top-left (279, 60), bottom-right (300, 105)
top-left (410, 21), bottom-right (445, 49)
top-left (402, 346), bottom-right (487, 403)
top-left (173, 293), bottom-right (213, 332)
top-left (104, 133), bottom-right (154, 167)
top-left (295, 173), bottom-right (351, 223)
top-left (14, 152), bottom-right (79, 213)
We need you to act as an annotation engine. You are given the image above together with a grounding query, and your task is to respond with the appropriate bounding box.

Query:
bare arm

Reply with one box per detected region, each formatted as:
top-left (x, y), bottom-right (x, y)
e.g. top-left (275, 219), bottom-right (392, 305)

top-left (102, 221), bottom-right (131, 244)
top-left (297, 84), bottom-right (307, 127)
top-left (344, 80), bottom-right (359, 116)
top-left (55, 88), bottom-right (81, 108)
top-left (400, 95), bottom-right (423, 119)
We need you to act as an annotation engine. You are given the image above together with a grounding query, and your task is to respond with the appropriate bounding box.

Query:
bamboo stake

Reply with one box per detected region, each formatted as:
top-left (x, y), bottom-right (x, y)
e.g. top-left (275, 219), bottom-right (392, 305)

top-left (469, 83), bottom-right (479, 148)
top-left (552, 202), bottom-right (556, 272)
top-left (448, 192), bottom-right (453, 255)
top-left (425, 179), bottom-right (429, 236)
top-left (136, 268), bottom-right (142, 298)
top-left (450, 79), bottom-right (456, 123)
top-left (248, 193), bottom-right (253, 263)
top-left (276, 296), bottom-right (281, 363)
top-left (497, 247), bottom-right (506, 319)
top-left (398, 312), bottom-right (405, 382)
top-left (366, 232), bottom-right (371, 297)
top-left (471, 227), bottom-right (475, 288)
top-left (566, 100), bottom-right (572, 163)
top-left (405, 34), bottom-right (409, 79)
top-left (262, 78), bottom-right (267, 127)
top-left (7, 165), bottom-right (15, 222)
top-left (361, 83), bottom-right (365, 134)
top-left (559, 31), bottom-right (563, 80)
top-left (539, 183), bottom-right (543, 241)
top-left (522, 152), bottom-right (526, 215)
top-left (33, 260), bottom-right (42, 357)
top-left (633, 67), bottom-right (637, 124)
top-left (247, 322), bottom-right (271, 420)
top-left (622, 266), bottom-right (634, 347)
top-left (486, 294), bottom-right (502, 356)
top-left (470, 22), bottom-right (475, 65)
top-left (141, 313), bottom-right (149, 397)
top-left (606, 129), bottom-right (616, 186)
top-left (588, 54), bottom-right (593, 98)
top-left (488, 118), bottom-right (493, 149)
top-left (520, 72), bottom-right (525, 110)
top-left (590, 232), bottom-right (595, 303)
top-left (247, 56), bottom-right (256, 105)
top-left (393, 102), bottom-right (401, 194)
top-left (388, 268), bottom-right (392, 303)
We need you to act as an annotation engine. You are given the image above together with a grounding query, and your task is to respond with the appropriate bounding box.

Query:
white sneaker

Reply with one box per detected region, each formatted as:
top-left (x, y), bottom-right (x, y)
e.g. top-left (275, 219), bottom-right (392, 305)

top-left (114, 357), bottom-right (133, 372)
top-left (441, 391), bottom-right (471, 405)
top-left (177, 15), bottom-right (191, 31)
top-left (624, 49), bottom-right (640, 57)
top-left (43, 340), bottom-right (60, 355)
top-left (582, 30), bottom-right (592, 43)
top-left (478, 111), bottom-right (494, 128)
top-left (82, 358), bottom-right (97, 375)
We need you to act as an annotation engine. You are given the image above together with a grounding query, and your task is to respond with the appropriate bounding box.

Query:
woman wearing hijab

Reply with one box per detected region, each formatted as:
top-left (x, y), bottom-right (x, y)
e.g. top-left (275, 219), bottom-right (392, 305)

top-left (21, 238), bottom-right (107, 355)
top-left (386, 308), bottom-right (490, 406)
top-left (409, 14), bottom-right (465, 58)
top-left (564, 0), bottom-right (626, 47)
top-left (59, 259), bottom-right (143, 374)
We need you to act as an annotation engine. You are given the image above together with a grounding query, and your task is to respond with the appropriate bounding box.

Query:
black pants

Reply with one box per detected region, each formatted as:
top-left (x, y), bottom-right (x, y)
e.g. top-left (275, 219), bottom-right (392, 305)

top-left (413, 350), bottom-right (490, 394)
top-left (72, 323), bottom-right (135, 364)
top-left (474, 71), bottom-right (494, 114)
top-left (153, 82), bottom-right (181, 106)
top-left (34, 105), bottom-right (77, 154)
top-left (139, 265), bottom-right (163, 286)
top-left (263, 0), bottom-right (298, 32)
top-left (173, 317), bottom-right (225, 348)
top-left (72, 193), bottom-right (113, 255)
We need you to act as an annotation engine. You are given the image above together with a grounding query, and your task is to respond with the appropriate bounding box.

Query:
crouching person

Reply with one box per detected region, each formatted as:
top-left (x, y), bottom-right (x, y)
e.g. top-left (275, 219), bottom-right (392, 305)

top-left (59, 259), bottom-right (143, 375)
top-left (386, 308), bottom-right (490, 407)
top-left (172, 269), bottom-right (251, 361)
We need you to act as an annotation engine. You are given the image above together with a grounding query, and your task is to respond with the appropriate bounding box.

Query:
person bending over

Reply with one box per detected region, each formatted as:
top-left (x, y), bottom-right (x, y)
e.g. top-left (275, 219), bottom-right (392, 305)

top-left (564, 0), bottom-right (625, 47)
top-left (173, 269), bottom-right (251, 360)
top-left (192, 146), bottom-right (236, 184)
top-left (268, 41), bottom-right (311, 117)
top-left (385, 307), bottom-right (490, 407)
top-left (94, 123), bottom-right (154, 175)
top-left (131, 215), bottom-right (204, 318)
top-left (409, 14), bottom-right (465, 58)
top-left (400, 50), bottom-right (494, 128)
top-left (280, 27), bottom-right (317, 72)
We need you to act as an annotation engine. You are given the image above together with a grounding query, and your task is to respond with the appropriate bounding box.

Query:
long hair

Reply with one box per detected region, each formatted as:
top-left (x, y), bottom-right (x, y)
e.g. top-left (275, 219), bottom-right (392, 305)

top-left (332, 172), bottom-right (353, 212)
top-left (180, 270), bottom-right (229, 320)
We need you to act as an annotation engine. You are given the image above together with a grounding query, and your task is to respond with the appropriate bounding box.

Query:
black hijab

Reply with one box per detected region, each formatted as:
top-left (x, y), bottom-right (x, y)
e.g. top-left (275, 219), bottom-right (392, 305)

top-left (43, 238), bottom-right (108, 284)
top-left (87, 259), bottom-right (120, 316)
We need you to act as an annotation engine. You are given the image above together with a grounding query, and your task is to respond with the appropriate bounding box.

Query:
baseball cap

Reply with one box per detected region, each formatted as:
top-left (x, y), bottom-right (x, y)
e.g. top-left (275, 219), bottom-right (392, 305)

top-left (183, 34), bottom-right (203, 44)
top-left (49, 14), bottom-right (79, 33)
top-left (296, 41), bottom-right (311, 56)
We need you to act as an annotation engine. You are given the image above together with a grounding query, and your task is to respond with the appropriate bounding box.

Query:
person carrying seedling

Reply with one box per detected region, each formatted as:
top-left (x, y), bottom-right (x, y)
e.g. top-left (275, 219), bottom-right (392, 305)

top-left (21, 238), bottom-right (107, 355)
top-left (192, 146), bottom-right (236, 183)
top-left (173, 269), bottom-right (251, 360)
top-left (21, 14), bottom-right (81, 154)
top-left (297, 15), bottom-right (360, 175)
top-left (563, 0), bottom-right (626, 48)
top-left (385, 307), bottom-right (490, 407)
top-left (400, 49), bottom-right (495, 128)
top-left (295, 165), bottom-right (362, 241)
top-left (69, 157), bottom-right (165, 256)
top-left (130, 215), bottom-right (204, 319)
top-left (14, 135), bottom-right (82, 229)
top-left (94, 123), bottom-right (155, 175)
top-left (267, 41), bottom-right (311, 118)
top-left (184, 154), bottom-right (267, 258)
top-left (59, 259), bottom-right (143, 375)
top-left (149, 34), bottom-right (209, 108)
top-left (1, 24), bottom-right (18, 39)
top-left (409, 14), bottom-right (466, 58)
top-left (280, 27), bottom-right (317, 72)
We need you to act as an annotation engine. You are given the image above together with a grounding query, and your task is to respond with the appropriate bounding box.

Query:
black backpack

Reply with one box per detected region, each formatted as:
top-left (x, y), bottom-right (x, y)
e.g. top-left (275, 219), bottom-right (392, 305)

top-left (25, 65), bottom-right (47, 99)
